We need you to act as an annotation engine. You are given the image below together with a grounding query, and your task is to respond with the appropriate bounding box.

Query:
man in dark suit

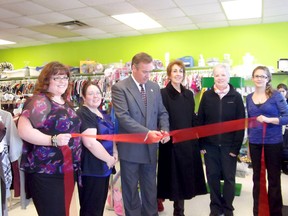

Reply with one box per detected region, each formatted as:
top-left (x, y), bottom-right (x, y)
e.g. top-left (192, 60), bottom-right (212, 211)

top-left (112, 52), bottom-right (170, 216)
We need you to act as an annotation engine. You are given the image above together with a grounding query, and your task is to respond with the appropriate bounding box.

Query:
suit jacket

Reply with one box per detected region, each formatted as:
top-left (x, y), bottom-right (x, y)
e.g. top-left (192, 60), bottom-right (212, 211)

top-left (112, 76), bottom-right (169, 163)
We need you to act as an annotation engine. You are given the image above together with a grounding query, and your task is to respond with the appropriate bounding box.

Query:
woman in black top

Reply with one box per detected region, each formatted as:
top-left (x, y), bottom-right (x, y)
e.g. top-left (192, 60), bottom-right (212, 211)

top-left (157, 60), bottom-right (207, 216)
top-left (76, 81), bottom-right (118, 216)
top-left (198, 64), bottom-right (245, 216)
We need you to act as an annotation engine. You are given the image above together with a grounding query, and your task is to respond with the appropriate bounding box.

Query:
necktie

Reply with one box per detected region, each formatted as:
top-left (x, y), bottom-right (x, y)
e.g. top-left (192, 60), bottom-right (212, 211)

top-left (139, 84), bottom-right (147, 106)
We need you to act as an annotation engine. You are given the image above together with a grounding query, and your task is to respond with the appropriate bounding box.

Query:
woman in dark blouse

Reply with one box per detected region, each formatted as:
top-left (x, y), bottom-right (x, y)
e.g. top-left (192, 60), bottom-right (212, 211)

top-left (18, 61), bottom-right (81, 216)
top-left (76, 81), bottom-right (118, 216)
top-left (157, 60), bottom-right (207, 216)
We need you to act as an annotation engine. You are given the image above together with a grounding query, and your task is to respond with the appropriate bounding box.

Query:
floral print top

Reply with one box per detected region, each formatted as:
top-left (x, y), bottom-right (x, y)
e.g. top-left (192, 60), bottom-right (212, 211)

top-left (20, 93), bottom-right (81, 175)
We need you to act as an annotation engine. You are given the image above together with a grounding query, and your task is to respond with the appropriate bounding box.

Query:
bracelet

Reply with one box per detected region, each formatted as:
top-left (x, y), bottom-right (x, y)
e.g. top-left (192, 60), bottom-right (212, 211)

top-left (51, 135), bottom-right (58, 147)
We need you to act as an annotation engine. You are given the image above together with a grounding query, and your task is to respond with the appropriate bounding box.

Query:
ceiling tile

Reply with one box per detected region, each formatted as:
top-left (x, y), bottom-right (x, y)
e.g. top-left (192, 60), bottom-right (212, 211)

top-left (263, 15), bottom-right (288, 23)
top-left (95, 2), bottom-right (139, 15)
top-left (63, 36), bottom-right (90, 42)
top-left (228, 19), bottom-right (262, 26)
top-left (31, 0), bottom-right (86, 11)
top-left (81, 17), bottom-right (120, 27)
top-left (147, 8), bottom-right (186, 20)
top-left (0, 21), bottom-right (17, 29)
top-left (79, 0), bottom-right (126, 7)
top-left (0, 1), bottom-right (51, 15)
top-left (72, 27), bottom-right (106, 35)
top-left (28, 12), bottom-right (74, 24)
top-left (2, 27), bottom-right (39, 36)
top-left (3, 16), bottom-right (44, 27)
top-left (166, 24), bottom-right (198, 31)
top-left (130, 0), bottom-right (177, 10)
top-left (158, 17), bottom-right (193, 27)
top-left (86, 33), bottom-right (116, 40)
top-left (113, 30), bottom-right (142, 37)
top-left (182, 3), bottom-right (222, 16)
top-left (0, 7), bottom-right (21, 19)
top-left (98, 24), bottom-right (134, 33)
top-left (197, 21), bottom-right (229, 29)
top-left (60, 7), bottom-right (105, 19)
top-left (138, 27), bottom-right (168, 34)
top-left (25, 33), bottom-right (57, 40)
top-left (1, 35), bottom-right (36, 43)
top-left (264, 6), bottom-right (288, 17)
top-left (175, 0), bottom-right (218, 6)
top-left (191, 13), bottom-right (226, 23)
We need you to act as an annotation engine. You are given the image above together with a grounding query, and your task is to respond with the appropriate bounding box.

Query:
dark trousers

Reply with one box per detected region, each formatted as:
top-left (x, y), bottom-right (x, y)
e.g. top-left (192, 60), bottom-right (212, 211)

top-left (78, 175), bottom-right (110, 216)
top-left (26, 173), bottom-right (66, 216)
top-left (120, 159), bottom-right (158, 216)
top-left (204, 144), bottom-right (237, 216)
top-left (249, 143), bottom-right (283, 216)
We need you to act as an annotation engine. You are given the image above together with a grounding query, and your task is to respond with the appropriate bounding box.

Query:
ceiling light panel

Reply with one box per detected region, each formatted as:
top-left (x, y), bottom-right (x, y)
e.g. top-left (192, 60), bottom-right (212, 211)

top-left (112, 12), bottom-right (162, 30)
top-left (222, 0), bottom-right (262, 20)
top-left (0, 39), bottom-right (16, 45)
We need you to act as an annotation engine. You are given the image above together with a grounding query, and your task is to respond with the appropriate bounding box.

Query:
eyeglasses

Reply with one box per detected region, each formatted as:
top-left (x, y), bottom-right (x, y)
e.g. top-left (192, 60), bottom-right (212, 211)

top-left (253, 75), bottom-right (268, 79)
top-left (52, 76), bottom-right (69, 82)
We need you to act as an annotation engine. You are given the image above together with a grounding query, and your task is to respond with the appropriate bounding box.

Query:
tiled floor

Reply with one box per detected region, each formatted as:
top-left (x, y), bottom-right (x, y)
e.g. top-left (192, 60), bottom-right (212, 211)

top-left (8, 169), bottom-right (288, 216)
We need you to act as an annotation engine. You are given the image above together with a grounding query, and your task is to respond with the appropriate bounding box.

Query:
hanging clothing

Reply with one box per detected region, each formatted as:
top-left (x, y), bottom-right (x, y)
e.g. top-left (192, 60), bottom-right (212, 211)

top-left (0, 109), bottom-right (23, 215)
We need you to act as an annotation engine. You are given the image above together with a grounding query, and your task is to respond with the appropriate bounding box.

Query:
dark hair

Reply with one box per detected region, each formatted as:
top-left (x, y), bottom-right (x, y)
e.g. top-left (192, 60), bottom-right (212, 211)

top-left (277, 83), bottom-right (288, 91)
top-left (252, 65), bottom-right (274, 98)
top-left (81, 81), bottom-right (103, 98)
top-left (131, 52), bottom-right (153, 69)
top-left (34, 61), bottom-right (71, 103)
top-left (166, 60), bottom-right (186, 79)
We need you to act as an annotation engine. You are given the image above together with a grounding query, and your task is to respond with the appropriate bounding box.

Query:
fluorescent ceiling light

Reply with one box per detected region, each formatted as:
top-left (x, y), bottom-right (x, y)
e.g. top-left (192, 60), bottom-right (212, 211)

top-left (0, 39), bottom-right (16, 45)
top-left (112, 12), bottom-right (162, 30)
top-left (222, 0), bottom-right (262, 20)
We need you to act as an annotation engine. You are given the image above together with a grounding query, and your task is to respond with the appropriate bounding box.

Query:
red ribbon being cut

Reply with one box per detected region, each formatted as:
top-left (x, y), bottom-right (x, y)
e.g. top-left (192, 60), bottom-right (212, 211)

top-left (71, 117), bottom-right (259, 144)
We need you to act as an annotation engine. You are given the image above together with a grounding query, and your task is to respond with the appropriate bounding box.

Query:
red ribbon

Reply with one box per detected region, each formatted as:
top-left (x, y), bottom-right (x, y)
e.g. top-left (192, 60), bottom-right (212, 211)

top-left (258, 123), bottom-right (270, 216)
top-left (60, 146), bottom-right (75, 216)
top-left (71, 117), bottom-right (259, 143)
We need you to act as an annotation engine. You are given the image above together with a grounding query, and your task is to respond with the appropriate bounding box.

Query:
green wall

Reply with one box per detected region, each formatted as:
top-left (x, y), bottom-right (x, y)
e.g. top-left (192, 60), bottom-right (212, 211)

top-left (1, 22), bottom-right (288, 69)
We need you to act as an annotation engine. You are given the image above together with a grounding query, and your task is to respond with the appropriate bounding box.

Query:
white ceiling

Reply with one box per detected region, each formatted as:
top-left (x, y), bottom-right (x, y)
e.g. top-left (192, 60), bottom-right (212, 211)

top-left (0, 0), bottom-right (287, 49)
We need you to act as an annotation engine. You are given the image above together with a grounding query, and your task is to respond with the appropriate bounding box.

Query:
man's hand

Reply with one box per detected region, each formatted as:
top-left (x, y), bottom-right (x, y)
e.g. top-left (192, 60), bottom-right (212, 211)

top-left (145, 130), bottom-right (163, 144)
top-left (160, 131), bottom-right (170, 144)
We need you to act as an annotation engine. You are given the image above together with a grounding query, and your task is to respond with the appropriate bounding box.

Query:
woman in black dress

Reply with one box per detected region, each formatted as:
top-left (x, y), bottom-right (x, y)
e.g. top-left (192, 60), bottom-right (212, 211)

top-left (157, 60), bottom-right (207, 216)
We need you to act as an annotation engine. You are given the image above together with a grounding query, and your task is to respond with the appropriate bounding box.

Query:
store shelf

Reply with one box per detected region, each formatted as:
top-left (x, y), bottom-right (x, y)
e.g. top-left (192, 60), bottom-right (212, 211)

top-left (272, 72), bottom-right (288, 75)
top-left (201, 77), bottom-right (244, 88)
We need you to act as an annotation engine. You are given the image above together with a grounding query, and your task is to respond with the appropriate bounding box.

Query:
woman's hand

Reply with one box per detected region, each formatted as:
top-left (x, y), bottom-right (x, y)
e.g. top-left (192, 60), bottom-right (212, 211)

top-left (257, 115), bottom-right (279, 124)
top-left (256, 115), bottom-right (268, 123)
top-left (55, 133), bottom-right (72, 146)
top-left (106, 156), bottom-right (117, 169)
